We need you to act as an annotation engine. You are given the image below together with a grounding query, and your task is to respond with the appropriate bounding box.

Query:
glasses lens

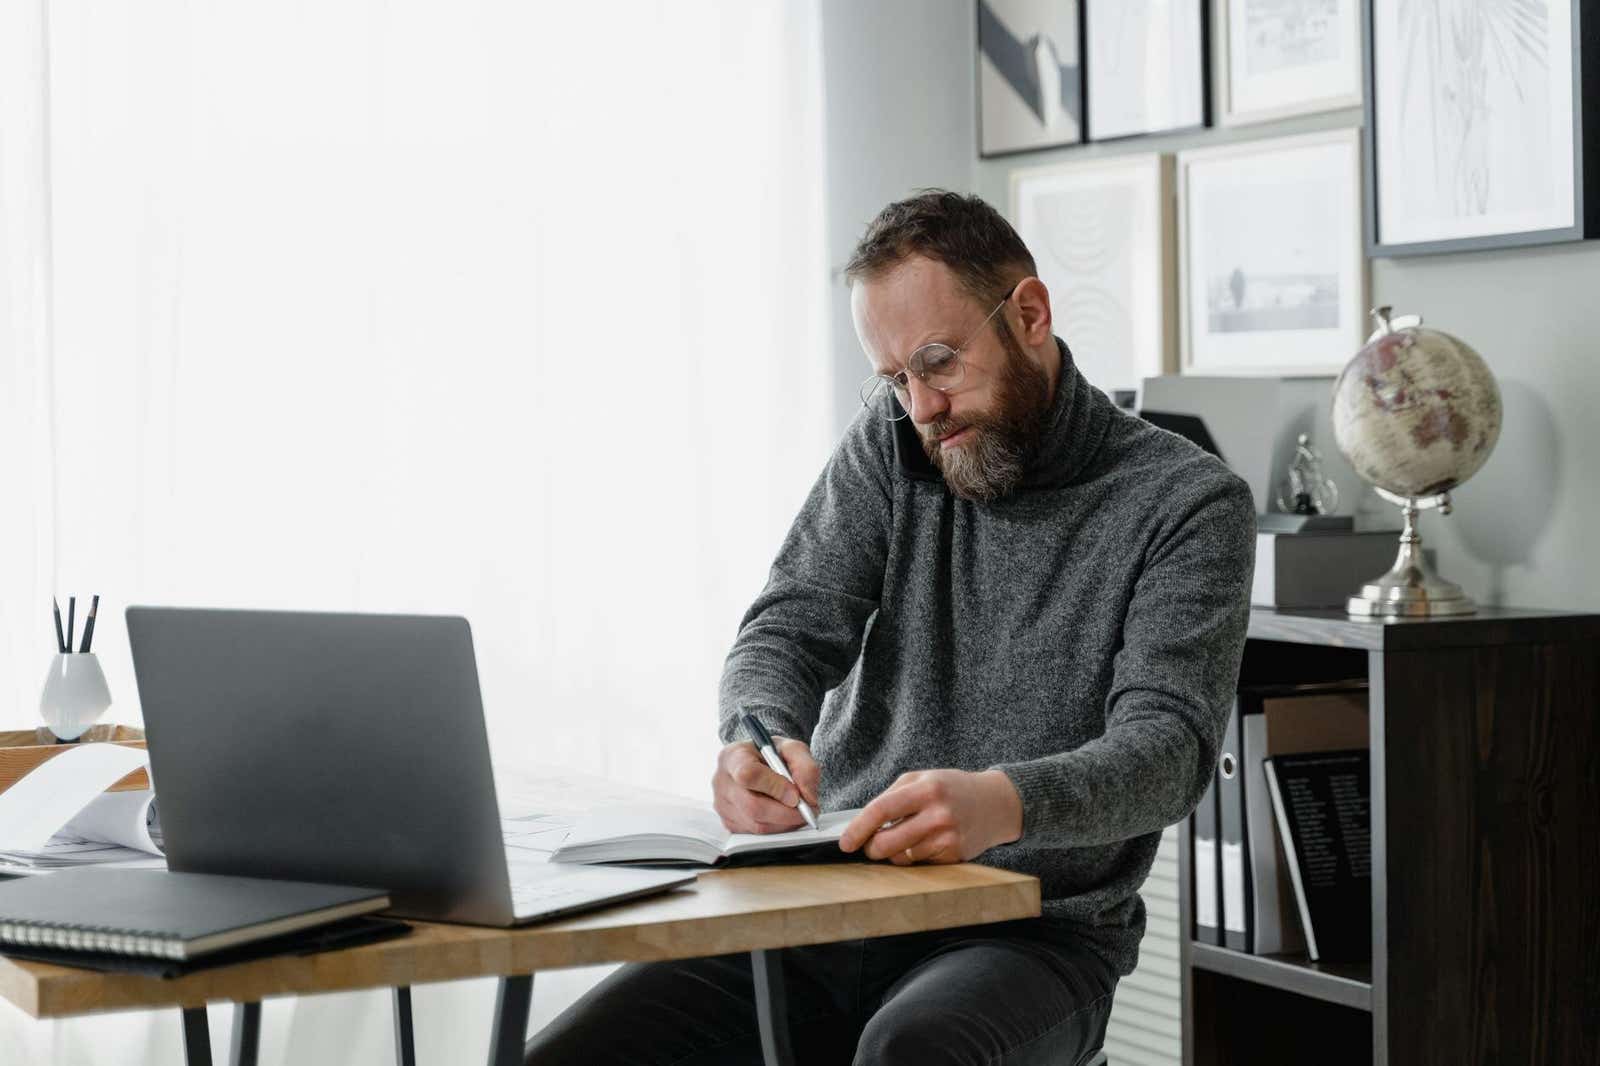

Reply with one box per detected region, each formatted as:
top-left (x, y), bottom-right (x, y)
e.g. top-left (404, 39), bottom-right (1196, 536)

top-left (859, 376), bottom-right (909, 420)
top-left (911, 344), bottom-right (963, 389)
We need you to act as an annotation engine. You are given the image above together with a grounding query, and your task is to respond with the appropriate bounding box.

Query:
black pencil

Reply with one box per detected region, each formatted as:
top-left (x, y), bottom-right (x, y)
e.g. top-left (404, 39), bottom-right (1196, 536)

top-left (66, 596), bottom-right (75, 654)
top-left (52, 597), bottom-right (65, 653)
top-left (80, 595), bottom-right (99, 654)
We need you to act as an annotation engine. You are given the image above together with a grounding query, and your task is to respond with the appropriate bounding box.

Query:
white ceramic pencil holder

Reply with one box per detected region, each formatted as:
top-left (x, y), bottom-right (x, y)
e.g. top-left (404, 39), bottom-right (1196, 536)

top-left (39, 653), bottom-right (112, 741)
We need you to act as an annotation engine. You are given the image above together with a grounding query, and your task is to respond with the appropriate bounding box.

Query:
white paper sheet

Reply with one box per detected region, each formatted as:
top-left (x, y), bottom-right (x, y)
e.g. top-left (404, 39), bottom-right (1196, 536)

top-left (0, 743), bottom-right (150, 852)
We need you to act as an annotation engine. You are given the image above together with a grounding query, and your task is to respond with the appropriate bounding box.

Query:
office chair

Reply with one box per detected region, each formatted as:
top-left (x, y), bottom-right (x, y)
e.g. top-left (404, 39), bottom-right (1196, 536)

top-left (1076, 1051), bottom-right (1108, 1066)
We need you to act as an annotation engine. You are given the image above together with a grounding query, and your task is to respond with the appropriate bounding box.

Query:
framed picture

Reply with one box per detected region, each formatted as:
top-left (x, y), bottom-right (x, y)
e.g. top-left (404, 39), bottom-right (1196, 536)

top-left (1365, 0), bottom-right (1599, 256)
top-left (977, 0), bottom-right (1085, 157)
top-left (1010, 154), bottom-right (1177, 395)
top-left (1084, 0), bottom-right (1209, 141)
top-left (1218, 0), bottom-right (1363, 125)
top-left (1178, 128), bottom-right (1367, 376)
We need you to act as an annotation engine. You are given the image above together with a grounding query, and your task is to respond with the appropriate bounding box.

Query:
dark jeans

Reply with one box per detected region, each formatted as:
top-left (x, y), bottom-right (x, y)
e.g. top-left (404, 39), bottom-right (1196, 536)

top-left (524, 918), bottom-right (1118, 1065)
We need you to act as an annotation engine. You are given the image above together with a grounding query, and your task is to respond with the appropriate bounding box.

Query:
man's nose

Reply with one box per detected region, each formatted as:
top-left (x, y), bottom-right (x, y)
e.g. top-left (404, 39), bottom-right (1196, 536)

top-left (904, 377), bottom-right (949, 425)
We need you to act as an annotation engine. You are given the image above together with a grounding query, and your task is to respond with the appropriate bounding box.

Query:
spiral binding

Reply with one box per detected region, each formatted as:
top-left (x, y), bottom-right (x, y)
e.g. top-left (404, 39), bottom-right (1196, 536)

top-left (0, 918), bottom-right (181, 959)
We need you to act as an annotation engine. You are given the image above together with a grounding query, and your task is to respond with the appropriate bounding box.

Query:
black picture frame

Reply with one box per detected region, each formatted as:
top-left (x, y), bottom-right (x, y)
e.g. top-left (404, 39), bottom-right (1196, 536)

top-left (1363, 0), bottom-right (1600, 257)
top-left (975, 0), bottom-right (1088, 159)
top-left (1082, 0), bottom-right (1211, 143)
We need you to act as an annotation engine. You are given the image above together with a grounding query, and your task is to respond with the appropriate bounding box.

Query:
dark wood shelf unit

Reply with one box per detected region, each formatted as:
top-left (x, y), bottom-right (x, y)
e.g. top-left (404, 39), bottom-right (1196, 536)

top-left (1180, 606), bottom-right (1600, 1066)
top-left (1188, 942), bottom-right (1371, 1012)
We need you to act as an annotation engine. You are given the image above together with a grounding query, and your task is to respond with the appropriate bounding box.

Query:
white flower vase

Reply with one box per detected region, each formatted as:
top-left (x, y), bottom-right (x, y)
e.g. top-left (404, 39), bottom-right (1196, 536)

top-left (39, 653), bottom-right (113, 741)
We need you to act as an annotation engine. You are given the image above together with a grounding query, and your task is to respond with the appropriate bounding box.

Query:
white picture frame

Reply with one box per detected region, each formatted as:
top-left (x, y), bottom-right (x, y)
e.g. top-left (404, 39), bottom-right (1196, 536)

top-left (1366, 0), bottom-right (1593, 255)
top-left (1085, 0), bottom-right (1209, 141)
top-left (1010, 154), bottom-right (1177, 396)
top-left (1218, 0), bottom-right (1363, 126)
top-left (1178, 128), bottom-right (1367, 377)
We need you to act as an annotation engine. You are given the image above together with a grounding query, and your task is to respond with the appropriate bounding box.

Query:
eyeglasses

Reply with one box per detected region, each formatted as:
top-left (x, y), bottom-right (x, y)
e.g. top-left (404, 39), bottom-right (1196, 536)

top-left (859, 283), bottom-right (1020, 421)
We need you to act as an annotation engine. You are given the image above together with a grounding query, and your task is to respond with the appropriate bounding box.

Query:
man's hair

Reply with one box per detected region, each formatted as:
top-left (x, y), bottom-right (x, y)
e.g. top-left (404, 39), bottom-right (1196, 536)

top-left (842, 190), bottom-right (1037, 306)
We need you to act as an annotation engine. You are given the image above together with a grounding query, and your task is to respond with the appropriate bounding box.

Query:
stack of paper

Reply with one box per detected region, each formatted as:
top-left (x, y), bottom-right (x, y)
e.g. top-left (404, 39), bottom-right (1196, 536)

top-left (0, 744), bottom-right (166, 876)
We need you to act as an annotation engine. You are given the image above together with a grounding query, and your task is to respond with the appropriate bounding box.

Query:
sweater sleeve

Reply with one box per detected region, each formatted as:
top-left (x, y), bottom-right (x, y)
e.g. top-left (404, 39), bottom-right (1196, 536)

top-left (716, 412), bottom-right (893, 744)
top-left (993, 471), bottom-right (1256, 848)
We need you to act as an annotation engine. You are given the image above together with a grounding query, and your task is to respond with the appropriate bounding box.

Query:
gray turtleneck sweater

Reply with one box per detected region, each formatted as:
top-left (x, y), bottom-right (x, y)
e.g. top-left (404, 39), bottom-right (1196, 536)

top-left (717, 340), bottom-right (1256, 976)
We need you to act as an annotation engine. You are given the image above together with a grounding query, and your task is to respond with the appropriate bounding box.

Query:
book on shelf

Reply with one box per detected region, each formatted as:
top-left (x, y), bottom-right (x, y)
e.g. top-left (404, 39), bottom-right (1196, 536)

top-left (1263, 749), bottom-right (1372, 963)
top-left (1239, 683), bottom-right (1368, 956)
top-left (550, 804), bottom-right (858, 866)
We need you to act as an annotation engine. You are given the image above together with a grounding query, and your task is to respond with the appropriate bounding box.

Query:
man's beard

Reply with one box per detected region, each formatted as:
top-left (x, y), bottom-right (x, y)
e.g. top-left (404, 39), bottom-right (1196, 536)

top-left (919, 319), bottom-right (1052, 502)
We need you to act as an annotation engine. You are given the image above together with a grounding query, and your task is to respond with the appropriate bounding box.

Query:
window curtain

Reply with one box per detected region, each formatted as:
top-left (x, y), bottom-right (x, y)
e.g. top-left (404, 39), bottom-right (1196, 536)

top-left (0, 2), bottom-right (829, 1061)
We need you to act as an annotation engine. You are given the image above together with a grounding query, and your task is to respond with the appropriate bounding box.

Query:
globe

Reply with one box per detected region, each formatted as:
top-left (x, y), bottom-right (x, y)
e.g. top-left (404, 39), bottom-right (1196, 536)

top-left (1329, 308), bottom-right (1503, 617)
top-left (1331, 314), bottom-right (1502, 499)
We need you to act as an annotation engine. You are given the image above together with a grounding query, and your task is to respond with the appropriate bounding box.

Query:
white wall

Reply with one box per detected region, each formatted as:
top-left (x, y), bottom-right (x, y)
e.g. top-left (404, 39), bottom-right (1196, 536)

top-left (2, 3), bottom-right (834, 1062)
top-left (820, 0), bottom-right (977, 433)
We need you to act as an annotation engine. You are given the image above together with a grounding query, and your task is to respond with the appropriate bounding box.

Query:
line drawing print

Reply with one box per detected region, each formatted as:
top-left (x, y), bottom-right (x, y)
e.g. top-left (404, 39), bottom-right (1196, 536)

top-left (1395, 0), bottom-right (1549, 218)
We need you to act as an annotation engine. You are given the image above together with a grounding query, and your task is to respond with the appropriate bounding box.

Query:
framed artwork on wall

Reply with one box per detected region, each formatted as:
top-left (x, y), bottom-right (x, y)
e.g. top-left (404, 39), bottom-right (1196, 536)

top-left (1178, 128), bottom-right (1367, 376)
top-left (1365, 0), bottom-right (1599, 256)
top-left (1084, 0), bottom-right (1209, 141)
top-left (977, 0), bottom-right (1086, 157)
top-left (1010, 154), bottom-right (1177, 395)
top-left (1218, 0), bottom-right (1363, 125)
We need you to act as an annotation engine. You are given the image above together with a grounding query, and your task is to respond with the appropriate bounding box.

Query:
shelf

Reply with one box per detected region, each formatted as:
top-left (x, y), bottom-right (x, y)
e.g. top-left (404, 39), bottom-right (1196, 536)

top-left (1245, 606), bottom-right (1600, 652)
top-left (1188, 942), bottom-right (1372, 1013)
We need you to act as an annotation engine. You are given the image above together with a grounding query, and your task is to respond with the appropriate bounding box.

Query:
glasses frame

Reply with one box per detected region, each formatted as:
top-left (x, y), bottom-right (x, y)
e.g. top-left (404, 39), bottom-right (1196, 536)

top-left (859, 282), bottom-right (1022, 421)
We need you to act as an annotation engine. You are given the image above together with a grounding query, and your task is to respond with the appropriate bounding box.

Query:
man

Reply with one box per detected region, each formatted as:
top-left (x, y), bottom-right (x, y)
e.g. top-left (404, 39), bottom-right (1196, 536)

top-left (527, 191), bottom-right (1255, 1064)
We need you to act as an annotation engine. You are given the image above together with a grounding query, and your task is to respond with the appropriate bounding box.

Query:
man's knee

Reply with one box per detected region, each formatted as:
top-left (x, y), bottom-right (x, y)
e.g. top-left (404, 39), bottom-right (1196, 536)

top-left (854, 1002), bottom-right (968, 1066)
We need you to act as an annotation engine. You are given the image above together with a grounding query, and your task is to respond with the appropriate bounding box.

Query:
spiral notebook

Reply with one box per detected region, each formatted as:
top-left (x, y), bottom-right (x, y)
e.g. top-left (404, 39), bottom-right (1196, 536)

top-left (0, 867), bottom-right (388, 961)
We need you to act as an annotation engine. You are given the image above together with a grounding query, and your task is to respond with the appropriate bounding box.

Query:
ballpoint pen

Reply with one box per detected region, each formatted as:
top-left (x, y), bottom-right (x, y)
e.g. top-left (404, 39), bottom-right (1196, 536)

top-left (740, 711), bottom-right (819, 830)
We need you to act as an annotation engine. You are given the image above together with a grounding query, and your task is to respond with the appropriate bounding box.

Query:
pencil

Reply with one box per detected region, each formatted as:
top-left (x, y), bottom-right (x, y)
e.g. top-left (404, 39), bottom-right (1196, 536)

top-left (80, 595), bottom-right (99, 654)
top-left (66, 596), bottom-right (75, 653)
top-left (52, 598), bottom-right (65, 653)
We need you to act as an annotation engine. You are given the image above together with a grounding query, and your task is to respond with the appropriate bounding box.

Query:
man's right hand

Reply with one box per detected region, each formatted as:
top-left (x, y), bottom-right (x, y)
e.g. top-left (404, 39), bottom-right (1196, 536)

top-left (711, 737), bottom-right (821, 834)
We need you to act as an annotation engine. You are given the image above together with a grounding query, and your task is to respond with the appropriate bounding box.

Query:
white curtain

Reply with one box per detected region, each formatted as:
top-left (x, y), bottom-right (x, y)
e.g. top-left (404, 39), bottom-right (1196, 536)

top-left (1, 1), bottom-right (829, 1061)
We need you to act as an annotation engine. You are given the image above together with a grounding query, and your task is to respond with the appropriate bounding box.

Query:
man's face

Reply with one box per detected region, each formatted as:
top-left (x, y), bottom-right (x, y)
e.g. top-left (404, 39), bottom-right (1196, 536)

top-left (851, 257), bottom-right (1052, 502)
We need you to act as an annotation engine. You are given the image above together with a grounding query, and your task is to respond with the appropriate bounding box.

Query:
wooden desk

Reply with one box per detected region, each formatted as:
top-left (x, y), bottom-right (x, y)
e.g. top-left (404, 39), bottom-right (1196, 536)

top-left (0, 862), bottom-right (1039, 1066)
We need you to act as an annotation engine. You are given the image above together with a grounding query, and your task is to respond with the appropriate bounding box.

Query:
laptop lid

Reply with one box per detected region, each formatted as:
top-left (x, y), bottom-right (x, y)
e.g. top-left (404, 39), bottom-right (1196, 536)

top-left (126, 607), bottom-right (516, 926)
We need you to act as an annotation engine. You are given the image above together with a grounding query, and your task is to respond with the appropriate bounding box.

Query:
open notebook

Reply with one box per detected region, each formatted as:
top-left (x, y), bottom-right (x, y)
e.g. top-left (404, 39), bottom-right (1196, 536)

top-left (550, 805), bottom-right (861, 866)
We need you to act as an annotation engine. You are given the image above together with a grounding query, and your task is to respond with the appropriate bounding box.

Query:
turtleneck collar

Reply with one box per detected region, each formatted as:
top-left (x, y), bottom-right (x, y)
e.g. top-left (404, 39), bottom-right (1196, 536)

top-left (892, 336), bottom-right (1112, 494)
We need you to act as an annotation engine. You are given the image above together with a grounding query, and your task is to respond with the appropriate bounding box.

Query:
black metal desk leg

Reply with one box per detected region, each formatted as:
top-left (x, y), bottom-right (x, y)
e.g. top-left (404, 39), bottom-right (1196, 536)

top-left (393, 987), bottom-right (416, 1066)
top-left (180, 1006), bottom-right (213, 1066)
top-left (750, 948), bottom-right (796, 1066)
top-left (487, 974), bottom-right (534, 1066)
top-left (229, 1002), bottom-right (261, 1066)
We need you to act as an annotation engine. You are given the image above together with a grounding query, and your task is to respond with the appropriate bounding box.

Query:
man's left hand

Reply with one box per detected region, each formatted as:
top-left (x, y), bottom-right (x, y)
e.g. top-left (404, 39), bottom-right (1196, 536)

top-left (838, 769), bottom-right (1023, 865)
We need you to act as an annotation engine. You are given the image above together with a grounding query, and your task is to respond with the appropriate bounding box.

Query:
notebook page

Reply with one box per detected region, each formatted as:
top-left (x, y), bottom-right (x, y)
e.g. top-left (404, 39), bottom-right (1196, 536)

top-left (560, 804), bottom-right (729, 850)
top-left (721, 809), bottom-right (858, 856)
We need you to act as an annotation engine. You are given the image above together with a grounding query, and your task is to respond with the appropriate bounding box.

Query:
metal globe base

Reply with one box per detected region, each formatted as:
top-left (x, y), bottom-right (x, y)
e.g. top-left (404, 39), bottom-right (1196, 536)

top-left (1346, 489), bottom-right (1476, 618)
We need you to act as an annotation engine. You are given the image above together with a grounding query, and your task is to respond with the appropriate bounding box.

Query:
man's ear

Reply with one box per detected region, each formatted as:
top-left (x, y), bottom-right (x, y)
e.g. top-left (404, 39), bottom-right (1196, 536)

top-left (1011, 276), bottom-right (1053, 348)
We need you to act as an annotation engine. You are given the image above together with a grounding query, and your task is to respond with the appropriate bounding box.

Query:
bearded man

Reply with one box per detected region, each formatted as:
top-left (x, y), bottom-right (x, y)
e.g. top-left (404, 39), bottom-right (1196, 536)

top-left (527, 191), bottom-right (1255, 1065)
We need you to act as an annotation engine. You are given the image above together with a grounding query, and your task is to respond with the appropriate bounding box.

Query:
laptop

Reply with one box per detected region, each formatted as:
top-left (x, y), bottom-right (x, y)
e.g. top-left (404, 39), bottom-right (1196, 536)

top-left (125, 607), bottom-right (694, 926)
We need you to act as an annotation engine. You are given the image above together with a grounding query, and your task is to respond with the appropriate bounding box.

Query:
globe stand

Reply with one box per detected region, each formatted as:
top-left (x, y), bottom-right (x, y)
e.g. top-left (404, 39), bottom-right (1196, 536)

top-left (1347, 488), bottom-right (1475, 618)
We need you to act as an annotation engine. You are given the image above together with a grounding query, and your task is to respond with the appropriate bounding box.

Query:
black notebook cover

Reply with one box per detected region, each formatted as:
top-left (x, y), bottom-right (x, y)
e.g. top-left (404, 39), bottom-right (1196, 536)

top-left (0, 868), bottom-right (389, 960)
top-left (1263, 750), bottom-right (1371, 962)
top-left (0, 915), bottom-right (411, 978)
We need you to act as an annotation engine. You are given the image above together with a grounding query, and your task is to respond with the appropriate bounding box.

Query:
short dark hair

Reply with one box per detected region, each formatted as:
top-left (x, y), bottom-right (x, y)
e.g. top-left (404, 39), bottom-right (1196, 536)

top-left (842, 190), bottom-right (1036, 306)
